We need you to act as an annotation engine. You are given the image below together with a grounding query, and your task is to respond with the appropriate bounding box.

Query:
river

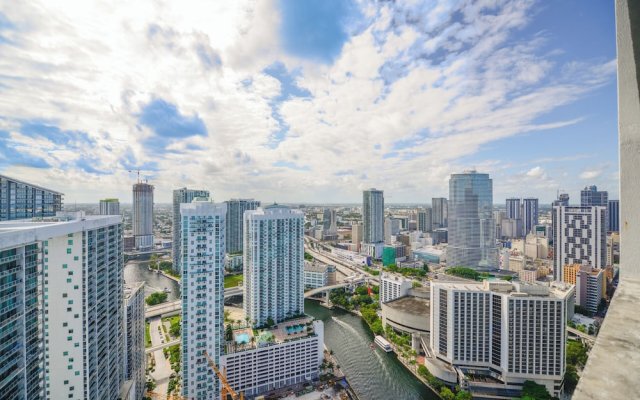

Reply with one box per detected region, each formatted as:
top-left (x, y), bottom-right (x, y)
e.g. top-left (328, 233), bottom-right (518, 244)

top-left (123, 260), bottom-right (181, 301)
top-left (305, 300), bottom-right (438, 400)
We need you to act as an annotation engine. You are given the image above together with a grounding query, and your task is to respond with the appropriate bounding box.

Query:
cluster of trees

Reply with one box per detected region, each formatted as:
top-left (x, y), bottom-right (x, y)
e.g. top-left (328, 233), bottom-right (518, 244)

top-left (165, 316), bottom-right (180, 338)
top-left (519, 380), bottom-right (553, 399)
top-left (304, 252), bottom-right (314, 261)
top-left (385, 263), bottom-right (427, 277)
top-left (360, 303), bottom-right (383, 335)
top-left (149, 254), bottom-right (179, 278)
top-left (445, 267), bottom-right (480, 280)
top-left (564, 339), bottom-right (588, 393)
top-left (416, 366), bottom-right (471, 399)
top-left (363, 266), bottom-right (380, 276)
top-left (145, 291), bottom-right (168, 306)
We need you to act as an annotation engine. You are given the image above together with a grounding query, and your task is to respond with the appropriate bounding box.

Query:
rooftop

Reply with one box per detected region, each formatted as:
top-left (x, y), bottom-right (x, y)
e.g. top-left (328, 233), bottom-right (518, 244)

top-left (226, 316), bottom-right (318, 355)
top-left (0, 173), bottom-right (64, 195)
top-left (385, 295), bottom-right (430, 315)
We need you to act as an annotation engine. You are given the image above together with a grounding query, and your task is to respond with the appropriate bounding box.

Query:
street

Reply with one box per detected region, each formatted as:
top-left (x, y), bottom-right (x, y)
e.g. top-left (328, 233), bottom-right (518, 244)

top-left (149, 316), bottom-right (174, 395)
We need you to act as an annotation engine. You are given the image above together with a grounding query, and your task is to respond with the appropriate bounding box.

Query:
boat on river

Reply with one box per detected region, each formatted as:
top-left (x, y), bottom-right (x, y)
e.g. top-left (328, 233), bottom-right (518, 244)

top-left (374, 335), bottom-right (392, 352)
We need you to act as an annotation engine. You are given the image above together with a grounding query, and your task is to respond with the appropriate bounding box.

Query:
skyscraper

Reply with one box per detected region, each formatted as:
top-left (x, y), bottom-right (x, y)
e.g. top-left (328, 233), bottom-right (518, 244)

top-left (417, 208), bottom-right (433, 233)
top-left (522, 198), bottom-right (539, 235)
top-left (100, 198), bottom-right (120, 215)
top-left (0, 174), bottom-right (63, 221)
top-left (581, 185), bottom-right (608, 207)
top-left (351, 222), bottom-right (363, 251)
top-left (173, 188), bottom-right (210, 273)
top-left (133, 182), bottom-right (154, 250)
top-left (180, 199), bottom-right (226, 399)
top-left (363, 189), bottom-right (384, 245)
top-left (608, 199), bottom-right (620, 232)
top-left (244, 205), bottom-right (304, 326)
top-left (447, 170), bottom-right (497, 269)
top-left (505, 198), bottom-right (521, 220)
top-left (224, 199), bottom-right (260, 255)
top-left (552, 206), bottom-right (607, 281)
top-left (432, 197), bottom-right (448, 229)
top-left (124, 282), bottom-right (146, 400)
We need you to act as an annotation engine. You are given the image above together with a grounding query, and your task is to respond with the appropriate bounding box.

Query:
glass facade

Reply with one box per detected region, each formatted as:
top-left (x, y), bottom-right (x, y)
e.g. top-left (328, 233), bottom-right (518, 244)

top-left (0, 175), bottom-right (63, 221)
top-left (448, 171), bottom-right (497, 270)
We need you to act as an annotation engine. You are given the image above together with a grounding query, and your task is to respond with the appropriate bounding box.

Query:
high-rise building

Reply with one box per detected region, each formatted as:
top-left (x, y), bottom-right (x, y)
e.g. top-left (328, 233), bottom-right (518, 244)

top-left (132, 182), bottom-right (154, 250)
top-left (417, 208), bottom-right (433, 233)
top-left (224, 199), bottom-right (260, 255)
top-left (552, 192), bottom-right (570, 207)
top-left (581, 185), bottom-right (608, 207)
top-left (432, 197), bottom-right (448, 229)
top-left (100, 198), bottom-right (120, 215)
top-left (563, 264), bottom-right (605, 315)
top-left (244, 205), bottom-right (304, 326)
top-left (447, 170), bottom-right (497, 269)
top-left (505, 198), bottom-right (521, 220)
top-left (522, 198), bottom-right (539, 235)
top-left (608, 199), bottom-right (620, 232)
top-left (124, 282), bottom-right (146, 400)
top-left (0, 212), bottom-right (125, 399)
top-left (429, 281), bottom-right (573, 398)
top-left (363, 189), bottom-right (384, 245)
top-left (380, 273), bottom-right (412, 303)
top-left (351, 222), bottom-right (363, 252)
top-left (173, 188), bottom-right (210, 273)
top-left (0, 174), bottom-right (63, 221)
top-left (180, 199), bottom-right (226, 399)
top-left (552, 206), bottom-right (607, 281)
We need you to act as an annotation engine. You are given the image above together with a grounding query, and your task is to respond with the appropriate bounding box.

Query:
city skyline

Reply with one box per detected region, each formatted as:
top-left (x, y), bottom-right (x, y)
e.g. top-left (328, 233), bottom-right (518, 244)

top-left (0, 1), bottom-right (618, 203)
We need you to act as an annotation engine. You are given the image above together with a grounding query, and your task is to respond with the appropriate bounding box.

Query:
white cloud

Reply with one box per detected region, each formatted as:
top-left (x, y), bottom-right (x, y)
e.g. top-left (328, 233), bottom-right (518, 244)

top-left (580, 168), bottom-right (604, 180)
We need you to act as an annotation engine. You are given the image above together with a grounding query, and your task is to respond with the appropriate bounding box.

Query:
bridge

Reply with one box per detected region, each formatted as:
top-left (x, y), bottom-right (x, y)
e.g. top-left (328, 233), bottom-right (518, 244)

top-left (567, 326), bottom-right (597, 344)
top-left (146, 339), bottom-right (180, 353)
top-left (124, 248), bottom-right (171, 257)
top-left (145, 286), bottom-right (243, 319)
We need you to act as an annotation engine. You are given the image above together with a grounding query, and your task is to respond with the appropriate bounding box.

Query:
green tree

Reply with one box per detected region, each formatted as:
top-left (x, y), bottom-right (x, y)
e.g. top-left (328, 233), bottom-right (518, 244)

top-left (440, 387), bottom-right (455, 400)
top-left (455, 390), bottom-right (473, 400)
top-left (145, 291), bottom-right (168, 306)
top-left (564, 364), bottom-right (579, 393)
top-left (520, 380), bottom-right (552, 400)
top-left (225, 324), bottom-right (233, 341)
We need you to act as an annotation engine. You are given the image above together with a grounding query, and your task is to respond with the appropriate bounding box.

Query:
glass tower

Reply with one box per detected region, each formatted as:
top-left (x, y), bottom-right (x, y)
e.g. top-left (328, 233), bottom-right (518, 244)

top-left (448, 170), bottom-right (497, 270)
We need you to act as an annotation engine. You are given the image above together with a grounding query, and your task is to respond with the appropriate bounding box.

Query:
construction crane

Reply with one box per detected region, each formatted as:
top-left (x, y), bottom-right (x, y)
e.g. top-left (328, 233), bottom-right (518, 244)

top-left (204, 351), bottom-right (244, 400)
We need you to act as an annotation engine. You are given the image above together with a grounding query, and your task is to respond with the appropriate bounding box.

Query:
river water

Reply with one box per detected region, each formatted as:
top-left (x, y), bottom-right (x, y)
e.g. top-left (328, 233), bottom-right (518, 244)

top-left (123, 260), bottom-right (181, 301)
top-left (305, 300), bottom-right (438, 400)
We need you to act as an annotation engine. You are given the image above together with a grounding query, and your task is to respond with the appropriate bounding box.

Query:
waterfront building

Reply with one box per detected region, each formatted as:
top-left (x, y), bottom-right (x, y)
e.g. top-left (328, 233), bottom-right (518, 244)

top-left (100, 198), bottom-right (120, 215)
top-left (429, 280), bottom-right (574, 398)
top-left (180, 199), bottom-right (226, 399)
top-left (124, 282), bottom-right (146, 400)
top-left (363, 189), bottom-right (384, 245)
top-left (225, 199), bottom-right (260, 255)
top-left (608, 199), bottom-right (620, 232)
top-left (0, 212), bottom-right (124, 399)
top-left (417, 208), bottom-right (433, 233)
top-left (0, 174), bottom-right (63, 221)
top-left (303, 261), bottom-right (335, 289)
top-left (552, 206), bottom-right (607, 281)
top-left (244, 205), bottom-right (304, 326)
top-left (380, 273), bottom-right (413, 303)
top-left (172, 188), bottom-right (211, 273)
top-left (581, 185), bottom-right (608, 207)
top-left (432, 197), bottom-right (448, 229)
top-left (447, 170), bottom-right (497, 270)
top-left (522, 198), bottom-right (539, 236)
top-left (132, 182), bottom-right (154, 250)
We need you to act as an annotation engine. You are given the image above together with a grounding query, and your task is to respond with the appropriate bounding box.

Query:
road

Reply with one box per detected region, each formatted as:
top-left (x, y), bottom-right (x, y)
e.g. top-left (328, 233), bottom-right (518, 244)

top-left (304, 240), bottom-right (380, 284)
top-left (148, 317), bottom-right (174, 394)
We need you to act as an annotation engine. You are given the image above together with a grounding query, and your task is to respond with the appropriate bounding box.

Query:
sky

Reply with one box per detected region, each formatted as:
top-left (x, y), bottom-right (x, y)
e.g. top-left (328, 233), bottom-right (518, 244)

top-left (0, 0), bottom-right (618, 204)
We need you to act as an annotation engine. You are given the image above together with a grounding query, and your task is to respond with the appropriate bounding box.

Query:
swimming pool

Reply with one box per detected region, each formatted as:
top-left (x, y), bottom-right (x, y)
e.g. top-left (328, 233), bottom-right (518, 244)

top-left (235, 333), bottom-right (250, 344)
top-left (286, 325), bottom-right (304, 334)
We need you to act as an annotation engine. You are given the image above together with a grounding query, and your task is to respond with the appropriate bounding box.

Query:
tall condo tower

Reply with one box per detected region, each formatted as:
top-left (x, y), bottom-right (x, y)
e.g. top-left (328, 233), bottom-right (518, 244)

top-left (173, 188), bottom-right (210, 273)
top-left (418, 208), bottom-right (433, 233)
top-left (522, 198), bottom-right (539, 235)
top-left (608, 199), bottom-right (620, 232)
top-left (244, 205), bottom-right (304, 326)
top-left (363, 189), bottom-right (384, 244)
top-left (432, 197), bottom-right (448, 229)
top-left (132, 181), bottom-right (154, 250)
top-left (99, 198), bottom-right (120, 215)
top-left (505, 198), bottom-right (521, 220)
top-left (180, 199), bottom-right (226, 399)
top-left (225, 199), bottom-right (260, 254)
top-left (447, 170), bottom-right (497, 269)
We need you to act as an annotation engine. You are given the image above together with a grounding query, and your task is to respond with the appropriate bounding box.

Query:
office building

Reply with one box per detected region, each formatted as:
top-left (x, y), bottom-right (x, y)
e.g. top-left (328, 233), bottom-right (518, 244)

top-left (351, 222), bottom-right (363, 252)
top-left (0, 174), bottom-right (63, 221)
top-left (418, 208), bottom-right (433, 233)
top-left (432, 197), bottom-right (448, 229)
top-left (303, 261), bottom-right (335, 289)
top-left (608, 199), bottom-right (620, 232)
top-left (244, 205), bottom-right (304, 326)
top-left (0, 212), bottom-right (124, 399)
top-left (380, 273), bottom-right (413, 303)
top-left (225, 199), bottom-right (260, 255)
top-left (100, 198), bottom-right (120, 215)
top-left (322, 208), bottom-right (337, 234)
top-left (447, 170), bottom-right (497, 269)
top-left (180, 199), bottom-right (226, 399)
top-left (429, 281), bottom-right (573, 398)
top-left (522, 198), bottom-right (539, 235)
top-left (173, 188), bottom-right (211, 273)
top-left (552, 206), bottom-right (607, 281)
top-left (124, 282), bottom-right (146, 400)
top-left (132, 182), bottom-right (154, 250)
top-left (581, 185), bottom-right (608, 207)
top-left (505, 198), bottom-right (521, 220)
top-left (363, 189), bottom-right (384, 245)
top-left (563, 264), bottom-right (605, 315)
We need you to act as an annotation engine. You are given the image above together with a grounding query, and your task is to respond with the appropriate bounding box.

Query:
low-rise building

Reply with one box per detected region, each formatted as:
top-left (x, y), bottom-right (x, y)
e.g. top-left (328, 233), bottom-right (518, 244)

top-left (381, 295), bottom-right (430, 351)
top-left (304, 261), bottom-right (335, 289)
top-left (380, 273), bottom-right (413, 303)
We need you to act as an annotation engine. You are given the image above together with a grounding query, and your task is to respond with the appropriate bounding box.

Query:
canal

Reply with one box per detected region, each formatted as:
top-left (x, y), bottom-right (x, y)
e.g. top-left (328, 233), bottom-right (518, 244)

top-left (305, 300), bottom-right (438, 400)
top-left (124, 260), bottom-right (181, 301)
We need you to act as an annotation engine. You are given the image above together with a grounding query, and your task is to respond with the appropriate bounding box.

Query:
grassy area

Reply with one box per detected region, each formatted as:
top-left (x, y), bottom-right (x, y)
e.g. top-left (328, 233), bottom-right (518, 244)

top-left (163, 315), bottom-right (181, 338)
top-left (145, 291), bottom-right (168, 306)
top-left (145, 322), bottom-right (151, 348)
top-left (224, 274), bottom-right (243, 288)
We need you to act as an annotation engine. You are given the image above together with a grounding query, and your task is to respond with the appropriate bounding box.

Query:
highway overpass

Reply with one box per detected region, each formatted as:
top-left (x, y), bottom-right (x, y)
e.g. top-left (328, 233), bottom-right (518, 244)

top-left (146, 339), bottom-right (180, 353)
top-left (145, 286), bottom-right (243, 319)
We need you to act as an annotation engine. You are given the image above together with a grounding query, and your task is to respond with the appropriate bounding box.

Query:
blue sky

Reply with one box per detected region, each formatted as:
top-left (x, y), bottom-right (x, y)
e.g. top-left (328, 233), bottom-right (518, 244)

top-left (0, 1), bottom-right (618, 203)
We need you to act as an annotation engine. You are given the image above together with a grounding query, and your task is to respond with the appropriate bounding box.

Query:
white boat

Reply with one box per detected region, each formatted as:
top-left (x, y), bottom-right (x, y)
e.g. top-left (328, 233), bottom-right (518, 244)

top-left (374, 335), bottom-right (392, 352)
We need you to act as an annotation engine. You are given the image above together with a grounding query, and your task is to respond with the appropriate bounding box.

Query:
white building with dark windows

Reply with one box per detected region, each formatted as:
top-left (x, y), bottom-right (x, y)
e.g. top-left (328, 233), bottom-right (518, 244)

top-left (180, 199), bottom-right (226, 399)
top-left (429, 281), bottom-right (574, 398)
top-left (552, 206), bottom-right (607, 281)
top-left (124, 282), bottom-right (146, 400)
top-left (172, 188), bottom-right (210, 273)
top-left (380, 273), bottom-right (413, 304)
top-left (132, 182), bottom-right (154, 250)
